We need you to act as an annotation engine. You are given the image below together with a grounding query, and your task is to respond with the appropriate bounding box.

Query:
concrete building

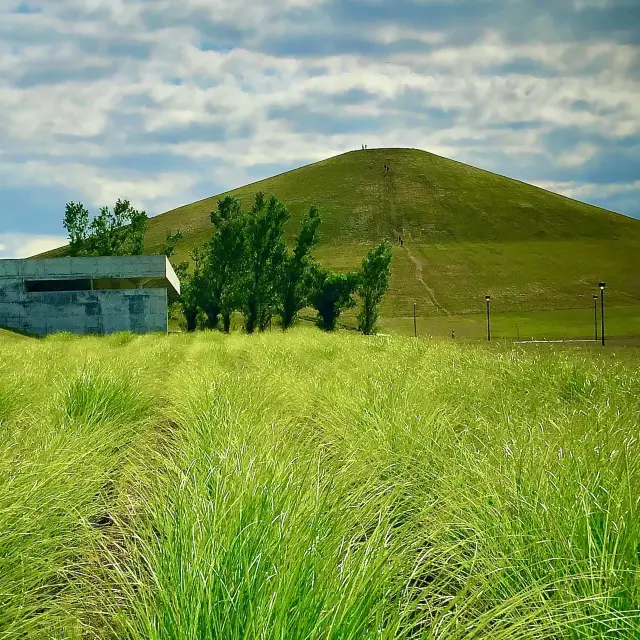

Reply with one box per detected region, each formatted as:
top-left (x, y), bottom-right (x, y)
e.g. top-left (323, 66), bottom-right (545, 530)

top-left (0, 255), bottom-right (180, 336)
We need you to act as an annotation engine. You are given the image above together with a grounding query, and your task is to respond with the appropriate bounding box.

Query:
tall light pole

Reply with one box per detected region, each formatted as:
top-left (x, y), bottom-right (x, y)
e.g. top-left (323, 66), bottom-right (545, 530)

top-left (413, 302), bottom-right (417, 338)
top-left (599, 282), bottom-right (606, 346)
top-left (593, 295), bottom-right (598, 342)
top-left (485, 295), bottom-right (491, 342)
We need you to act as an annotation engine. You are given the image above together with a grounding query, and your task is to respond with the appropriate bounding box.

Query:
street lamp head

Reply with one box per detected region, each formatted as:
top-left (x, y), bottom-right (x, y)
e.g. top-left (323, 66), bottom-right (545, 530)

top-left (599, 282), bottom-right (606, 290)
top-left (485, 295), bottom-right (490, 301)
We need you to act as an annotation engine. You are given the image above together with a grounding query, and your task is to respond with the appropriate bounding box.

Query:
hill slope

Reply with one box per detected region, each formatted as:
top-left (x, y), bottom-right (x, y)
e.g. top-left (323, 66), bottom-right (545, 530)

top-left (44, 148), bottom-right (640, 326)
top-left (145, 149), bottom-right (640, 318)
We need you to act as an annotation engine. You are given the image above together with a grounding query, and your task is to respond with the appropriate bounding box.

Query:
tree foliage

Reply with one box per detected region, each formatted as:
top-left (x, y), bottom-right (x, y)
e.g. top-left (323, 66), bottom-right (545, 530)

top-left (242, 193), bottom-right (290, 333)
top-left (202, 196), bottom-right (248, 332)
top-left (162, 230), bottom-right (183, 258)
top-left (356, 240), bottom-right (393, 335)
top-left (62, 199), bottom-right (148, 257)
top-left (280, 205), bottom-right (322, 329)
top-left (63, 202), bottom-right (90, 257)
top-left (311, 267), bottom-right (359, 331)
top-left (173, 247), bottom-right (206, 333)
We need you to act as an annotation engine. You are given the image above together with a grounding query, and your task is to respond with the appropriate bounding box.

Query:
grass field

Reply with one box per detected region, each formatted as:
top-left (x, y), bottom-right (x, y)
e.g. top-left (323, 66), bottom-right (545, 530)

top-left (1, 329), bottom-right (639, 638)
top-left (376, 305), bottom-right (640, 341)
top-left (39, 148), bottom-right (640, 326)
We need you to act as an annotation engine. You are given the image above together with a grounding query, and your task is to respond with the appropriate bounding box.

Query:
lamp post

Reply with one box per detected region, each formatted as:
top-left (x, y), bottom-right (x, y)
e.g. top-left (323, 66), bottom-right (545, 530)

top-left (485, 295), bottom-right (491, 342)
top-left (599, 282), bottom-right (606, 346)
top-left (593, 295), bottom-right (598, 342)
top-left (413, 302), bottom-right (417, 338)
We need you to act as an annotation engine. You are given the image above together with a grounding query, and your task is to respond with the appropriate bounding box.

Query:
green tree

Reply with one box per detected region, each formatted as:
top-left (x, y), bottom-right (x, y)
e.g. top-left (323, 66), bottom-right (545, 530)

top-left (62, 199), bottom-right (148, 256)
top-left (356, 240), bottom-right (393, 335)
top-left (162, 230), bottom-right (183, 258)
top-left (197, 197), bottom-right (247, 331)
top-left (279, 205), bottom-right (322, 329)
top-left (242, 193), bottom-right (289, 333)
top-left (311, 267), bottom-right (359, 331)
top-left (174, 246), bottom-right (207, 332)
top-left (198, 241), bottom-right (222, 331)
top-left (205, 196), bottom-right (248, 333)
top-left (86, 199), bottom-right (148, 256)
top-left (63, 202), bottom-right (90, 257)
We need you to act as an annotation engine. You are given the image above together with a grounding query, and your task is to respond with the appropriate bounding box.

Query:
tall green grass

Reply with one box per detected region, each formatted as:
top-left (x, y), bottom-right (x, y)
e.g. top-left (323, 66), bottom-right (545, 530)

top-left (0, 330), bottom-right (638, 638)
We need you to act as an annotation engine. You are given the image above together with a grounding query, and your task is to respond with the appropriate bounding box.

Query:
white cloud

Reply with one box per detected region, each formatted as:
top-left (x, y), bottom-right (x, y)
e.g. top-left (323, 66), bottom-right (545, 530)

top-left (557, 143), bottom-right (600, 166)
top-left (573, 0), bottom-right (612, 10)
top-left (0, 160), bottom-right (198, 213)
top-left (372, 25), bottom-right (446, 45)
top-left (0, 0), bottom-right (639, 228)
top-left (0, 233), bottom-right (67, 258)
top-left (531, 179), bottom-right (640, 200)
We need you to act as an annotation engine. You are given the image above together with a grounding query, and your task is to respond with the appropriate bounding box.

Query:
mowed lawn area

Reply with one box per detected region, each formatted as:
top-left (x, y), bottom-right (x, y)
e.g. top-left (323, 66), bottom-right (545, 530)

top-left (314, 238), bottom-right (640, 319)
top-left (1, 329), bottom-right (639, 638)
top-left (374, 305), bottom-right (640, 341)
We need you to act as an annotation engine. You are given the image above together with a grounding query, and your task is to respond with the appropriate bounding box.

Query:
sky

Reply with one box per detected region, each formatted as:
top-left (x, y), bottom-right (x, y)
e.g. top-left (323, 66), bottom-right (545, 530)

top-left (0, 0), bottom-right (639, 258)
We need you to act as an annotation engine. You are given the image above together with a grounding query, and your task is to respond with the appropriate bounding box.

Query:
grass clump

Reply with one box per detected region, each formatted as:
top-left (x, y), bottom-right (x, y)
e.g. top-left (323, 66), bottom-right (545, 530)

top-left (64, 367), bottom-right (147, 425)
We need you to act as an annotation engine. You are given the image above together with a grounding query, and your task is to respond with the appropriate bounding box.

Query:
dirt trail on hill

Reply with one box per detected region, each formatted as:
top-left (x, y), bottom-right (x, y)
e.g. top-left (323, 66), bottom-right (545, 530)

top-left (401, 237), bottom-right (449, 314)
top-left (381, 163), bottom-right (448, 315)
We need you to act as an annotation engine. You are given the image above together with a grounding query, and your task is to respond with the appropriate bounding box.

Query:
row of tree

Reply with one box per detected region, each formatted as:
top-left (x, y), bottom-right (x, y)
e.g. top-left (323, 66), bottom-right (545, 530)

top-left (62, 193), bottom-right (393, 335)
top-left (171, 192), bottom-right (392, 334)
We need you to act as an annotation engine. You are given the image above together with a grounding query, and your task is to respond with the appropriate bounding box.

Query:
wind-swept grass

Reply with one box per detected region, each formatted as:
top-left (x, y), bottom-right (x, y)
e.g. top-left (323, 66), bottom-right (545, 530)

top-left (0, 329), bottom-right (638, 638)
top-left (0, 336), bottom-right (161, 637)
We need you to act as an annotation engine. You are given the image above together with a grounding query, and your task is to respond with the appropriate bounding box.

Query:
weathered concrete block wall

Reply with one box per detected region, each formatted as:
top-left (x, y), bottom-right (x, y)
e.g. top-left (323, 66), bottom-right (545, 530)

top-left (0, 256), bottom-right (177, 337)
top-left (0, 285), bottom-right (168, 336)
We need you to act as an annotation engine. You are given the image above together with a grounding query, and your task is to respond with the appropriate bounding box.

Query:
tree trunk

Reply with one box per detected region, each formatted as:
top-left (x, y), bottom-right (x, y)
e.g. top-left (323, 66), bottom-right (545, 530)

top-left (222, 312), bottom-right (231, 333)
top-left (244, 298), bottom-right (258, 334)
top-left (203, 305), bottom-right (221, 330)
top-left (184, 308), bottom-right (198, 332)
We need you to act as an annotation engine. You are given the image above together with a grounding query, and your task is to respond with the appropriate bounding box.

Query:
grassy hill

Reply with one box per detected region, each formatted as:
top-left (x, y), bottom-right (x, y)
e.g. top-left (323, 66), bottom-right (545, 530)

top-left (42, 148), bottom-right (640, 336)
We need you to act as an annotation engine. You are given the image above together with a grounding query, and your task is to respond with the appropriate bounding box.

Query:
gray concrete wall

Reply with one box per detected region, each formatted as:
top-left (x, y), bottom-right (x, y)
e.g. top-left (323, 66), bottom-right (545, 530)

top-left (0, 255), bottom-right (179, 336)
top-left (0, 286), bottom-right (168, 336)
top-left (0, 255), bottom-right (180, 296)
